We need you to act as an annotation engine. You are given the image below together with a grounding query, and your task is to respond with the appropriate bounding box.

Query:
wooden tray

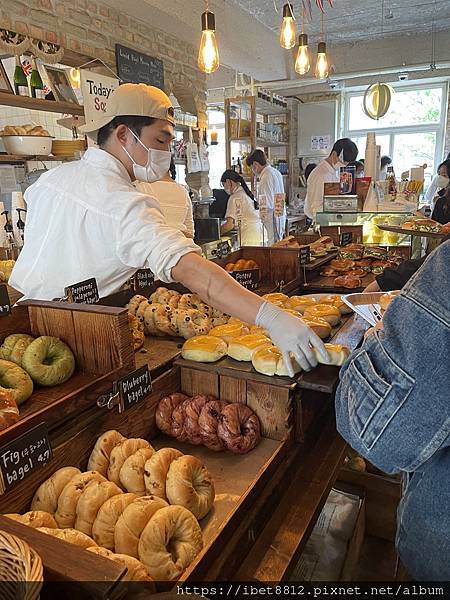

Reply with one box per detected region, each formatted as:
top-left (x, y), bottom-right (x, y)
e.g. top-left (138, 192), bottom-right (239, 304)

top-left (377, 223), bottom-right (445, 239)
top-left (0, 365), bottom-right (294, 591)
top-left (0, 301), bottom-right (135, 445)
top-left (302, 272), bottom-right (375, 294)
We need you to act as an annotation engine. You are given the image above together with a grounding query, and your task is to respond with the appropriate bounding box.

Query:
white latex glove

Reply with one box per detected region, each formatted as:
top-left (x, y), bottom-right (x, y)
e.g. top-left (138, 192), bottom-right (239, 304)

top-left (256, 302), bottom-right (329, 376)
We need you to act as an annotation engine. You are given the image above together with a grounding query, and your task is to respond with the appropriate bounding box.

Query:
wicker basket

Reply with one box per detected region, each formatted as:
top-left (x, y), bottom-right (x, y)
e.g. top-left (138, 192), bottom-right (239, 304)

top-left (0, 530), bottom-right (43, 600)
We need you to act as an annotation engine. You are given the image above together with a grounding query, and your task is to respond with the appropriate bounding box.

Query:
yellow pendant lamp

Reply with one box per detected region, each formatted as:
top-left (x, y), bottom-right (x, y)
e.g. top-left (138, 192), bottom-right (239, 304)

top-left (295, 8), bottom-right (310, 75)
top-left (280, 3), bottom-right (296, 49)
top-left (198, 3), bottom-right (220, 74)
top-left (363, 82), bottom-right (393, 120)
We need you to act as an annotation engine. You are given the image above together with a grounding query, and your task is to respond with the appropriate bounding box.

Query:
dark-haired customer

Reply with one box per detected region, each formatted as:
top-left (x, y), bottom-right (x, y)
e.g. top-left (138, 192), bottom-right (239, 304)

top-left (220, 170), bottom-right (263, 246)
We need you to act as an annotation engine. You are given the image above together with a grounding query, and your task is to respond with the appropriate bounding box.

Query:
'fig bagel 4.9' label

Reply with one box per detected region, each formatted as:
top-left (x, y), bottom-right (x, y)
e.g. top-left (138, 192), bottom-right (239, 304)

top-left (0, 422), bottom-right (52, 493)
top-left (118, 365), bottom-right (152, 412)
top-left (65, 277), bottom-right (99, 304)
top-left (0, 284), bottom-right (11, 317)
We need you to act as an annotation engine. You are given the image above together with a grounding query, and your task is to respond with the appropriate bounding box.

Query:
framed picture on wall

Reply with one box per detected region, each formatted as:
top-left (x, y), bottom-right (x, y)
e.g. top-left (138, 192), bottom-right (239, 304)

top-left (0, 60), bottom-right (13, 94)
top-left (43, 65), bottom-right (79, 104)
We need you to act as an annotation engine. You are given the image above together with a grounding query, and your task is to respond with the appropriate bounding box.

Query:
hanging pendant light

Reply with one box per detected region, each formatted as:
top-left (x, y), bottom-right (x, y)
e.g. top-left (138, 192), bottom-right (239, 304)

top-left (198, 3), bottom-right (219, 74)
top-left (315, 41), bottom-right (329, 79)
top-left (363, 82), bottom-right (393, 120)
top-left (295, 8), bottom-right (310, 75)
top-left (280, 3), bottom-right (296, 50)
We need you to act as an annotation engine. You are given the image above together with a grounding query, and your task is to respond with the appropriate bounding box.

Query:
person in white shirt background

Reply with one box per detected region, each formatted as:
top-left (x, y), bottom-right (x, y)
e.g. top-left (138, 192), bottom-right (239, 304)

top-left (220, 169), bottom-right (263, 246)
top-left (246, 149), bottom-right (286, 245)
top-left (10, 83), bottom-right (328, 373)
top-left (136, 156), bottom-right (194, 239)
top-left (304, 138), bottom-right (358, 222)
top-left (424, 159), bottom-right (450, 209)
top-left (379, 155), bottom-right (392, 180)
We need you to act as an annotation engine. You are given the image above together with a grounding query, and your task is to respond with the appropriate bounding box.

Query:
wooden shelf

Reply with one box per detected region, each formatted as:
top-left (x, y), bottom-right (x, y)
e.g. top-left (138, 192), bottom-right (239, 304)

top-left (0, 153), bottom-right (77, 163)
top-left (229, 96), bottom-right (289, 116)
top-left (0, 92), bottom-right (84, 116)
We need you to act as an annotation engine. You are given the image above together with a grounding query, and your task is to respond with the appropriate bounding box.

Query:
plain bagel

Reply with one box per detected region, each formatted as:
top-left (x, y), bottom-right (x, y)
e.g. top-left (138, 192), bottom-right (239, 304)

top-left (165, 455), bottom-right (215, 520)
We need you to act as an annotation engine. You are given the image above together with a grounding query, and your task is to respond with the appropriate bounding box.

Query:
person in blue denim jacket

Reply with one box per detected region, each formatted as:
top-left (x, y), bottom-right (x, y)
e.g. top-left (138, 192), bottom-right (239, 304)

top-left (335, 240), bottom-right (450, 580)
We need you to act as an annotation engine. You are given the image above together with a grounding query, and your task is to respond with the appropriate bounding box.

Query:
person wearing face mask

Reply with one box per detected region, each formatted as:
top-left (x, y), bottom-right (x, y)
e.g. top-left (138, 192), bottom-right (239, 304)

top-left (246, 149), bottom-right (286, 246)
top-left (304, 138), bottom-right (358, 221)
top-left (10, 84), bottom-right (328, 374)
top-left (424, 159), bottom-right (450, 209)
top-left (135, 157), bottom-right (194, 239)
top-left (220, 169), bottom-right (263, 246)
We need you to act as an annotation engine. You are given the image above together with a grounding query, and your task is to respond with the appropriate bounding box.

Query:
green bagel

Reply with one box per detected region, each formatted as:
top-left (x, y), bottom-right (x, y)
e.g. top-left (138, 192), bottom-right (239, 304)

top-left (22, 336), bottom-right (76, 387)
top-left (0, 334), bottom-right (35, 365)
top-left (0, 359), bottom-right (34, 405)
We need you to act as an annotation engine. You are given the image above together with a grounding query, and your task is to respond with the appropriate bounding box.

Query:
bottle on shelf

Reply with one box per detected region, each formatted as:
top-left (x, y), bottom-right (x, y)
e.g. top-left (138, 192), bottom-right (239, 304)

top-left (386, 166), bottom-right (397, 196)
top-left (30, 57), bottom-right (44, 99)
top-left (13, 55), bottom-right (29, 97)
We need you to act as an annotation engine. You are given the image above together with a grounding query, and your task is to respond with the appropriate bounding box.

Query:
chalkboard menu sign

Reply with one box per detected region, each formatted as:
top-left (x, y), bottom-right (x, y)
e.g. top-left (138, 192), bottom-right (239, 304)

top-left (65, 278), bottom-right (99, 304)
top-left (299, 246), bottom-right (311, 265)
top-left (0, 422), bottom-right (52, 493)
top-left (133, 269), bottom-right (155, 292)
top-left (340, 231), bottom-right (353, 247)
top-left (118, 365), bottom-right (152, 412)
top-left (116, 44), bottom-right (164, 90)
top-left (0, 284), bottom-right (11, 317)
top-left (230, 269), bottom-right (260, 291)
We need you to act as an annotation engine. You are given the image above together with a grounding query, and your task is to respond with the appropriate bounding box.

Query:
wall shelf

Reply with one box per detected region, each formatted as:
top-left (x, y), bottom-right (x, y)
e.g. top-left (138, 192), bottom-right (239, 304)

top-left (229, 136), bottom-right (288, 148)
top-left (0, 92), bottom-right (84, 116)
top-left (0, 153), bottom-right (78, 163)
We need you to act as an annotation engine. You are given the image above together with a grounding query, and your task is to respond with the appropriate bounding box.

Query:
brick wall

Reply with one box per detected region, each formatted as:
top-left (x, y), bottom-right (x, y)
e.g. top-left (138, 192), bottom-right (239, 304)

top-left (0, 0), bottom-right (207, 127)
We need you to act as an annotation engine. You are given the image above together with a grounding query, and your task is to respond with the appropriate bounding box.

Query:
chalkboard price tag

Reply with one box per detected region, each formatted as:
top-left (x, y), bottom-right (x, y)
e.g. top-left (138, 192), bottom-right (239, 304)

top-left (133, 269), bottom-right (155, 292)
top-left (340, 231), bottom-right (353, 247)
top-left (0, 284), bottom-right (11, 317)
top-left (118, 366), bottom-right (152, 412)
top-left (299, 246), bottom-right (311, 265)
top-left (116, 44), bottom-right (164, 90)
top-left (0, 422), bottom-right (52, 494)
top-left (65, 278), bottom-right (99, 304)
top-left (216, 241), bottom-right (231, 259)
top-left (230, 269), bottom-right (260, 291)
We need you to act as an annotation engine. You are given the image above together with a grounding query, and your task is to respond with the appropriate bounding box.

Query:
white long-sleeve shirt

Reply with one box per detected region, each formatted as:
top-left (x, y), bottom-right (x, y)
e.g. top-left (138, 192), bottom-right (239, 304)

top-left (137, 180), bottom-right (195, 238)
top-left (304, 159), bottom-right (339, 220)
top-left (259, 164), bottom-right (285, 210)
top-left (225, 186), bottom-right (263, 246)
top-left (10, 148), bottom-right (200, 300)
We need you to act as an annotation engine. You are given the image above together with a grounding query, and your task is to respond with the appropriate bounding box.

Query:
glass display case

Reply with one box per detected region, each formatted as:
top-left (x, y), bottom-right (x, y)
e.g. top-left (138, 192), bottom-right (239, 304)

top-left (316, 211), bottom-right (414, 247)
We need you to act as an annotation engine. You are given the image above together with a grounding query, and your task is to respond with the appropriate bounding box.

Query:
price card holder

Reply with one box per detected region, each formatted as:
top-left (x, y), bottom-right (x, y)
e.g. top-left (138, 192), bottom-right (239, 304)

top-left (299, 246), bottom-right (311, 265)
top-left (340, 231), bottom-right (353, 247)
top-left (97, 366), bottom-right (152, 414)
top-left (216, 241), bottom-right (231, 259)
top-left (230, 269), bottom-right (260, 291)
top-left (0, 284), bottom-right (11, 317)
top-left (65, 278), bottom-right (99, 304)
top-left (0, 422), bottom-right (52, 494)
top-left (133, 269), bottom-right (155, 293)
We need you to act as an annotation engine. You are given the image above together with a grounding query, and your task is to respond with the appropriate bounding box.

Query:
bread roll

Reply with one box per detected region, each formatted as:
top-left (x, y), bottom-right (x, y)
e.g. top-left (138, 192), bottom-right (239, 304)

top-left (227, 334), bottom-right (272, 362)
top-left (262, 293), bottom-right (288, 304)
top-left (304, 304), bottom-right (341, 326)
top-left (251, 345), bottom-right (301, 377)
top-left (283, 296), bottom-right (318, 314)
top-left (166, 455), bottom-right (215, 520)
top-left (181, 335), bottom-right (227, 363)
top-left (380, 291), bottom-right (400, 312)
top-left (55, 471), bottom-right (106, 528)
top-left (321, 295), bottom-right (353, 315)
top-left (3, 126), bottom-right (18, 135)
top-left (208, 323), bottom-right (250, 344)
top-left (91, 493), bottom-right (138, 550)
top-left (87, 546), bottom-right (154, 583)
top-left (156, 393), bottom-right (189, 437)
top-left (108, 439), bottom-right (152, 487)
top-left (31, 466), bottom-right (81, 513)
top-left (38, 527), bottom-right (96, 549)
top-left (23, 124), bottom-right (34, 133)
top-left (115, 495), bottom-right (168, 558)
top-left (5, 511), bottom-right (57, 529)
top-left (302, 317), bottom-right (332, 339)
top-left (313, 343), bottom-right (350, 366)
top-left (75, 480), bottom-right (123, 536)
top-left (144, 448), bottom-right (183, 499)
top-left (87, 430), bottom-right (126, 477)
top-left (119, 447), bottom-right (155, 494)
top-left (15, 126), bottom-right (27, 135)
top-left (249, 325), bottom-right (268, 337)
top-left (126, 295), bottom-right (147, 317)
top-left (0, 390), bottom-right (19, 431)
top-left (138, 505), bottom-right (203, 581)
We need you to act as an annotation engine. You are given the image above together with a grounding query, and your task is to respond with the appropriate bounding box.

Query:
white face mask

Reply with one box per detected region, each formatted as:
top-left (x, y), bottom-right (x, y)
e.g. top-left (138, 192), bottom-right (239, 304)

top-left (436, 174), bottom-right (449, 189)
top-left (122, 128), bottom-right (171, 183)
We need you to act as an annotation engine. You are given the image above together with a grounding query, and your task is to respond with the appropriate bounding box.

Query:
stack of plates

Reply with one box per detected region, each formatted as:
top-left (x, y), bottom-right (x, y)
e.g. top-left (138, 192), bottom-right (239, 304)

top-left (52, 139), bottom-right (86, 157)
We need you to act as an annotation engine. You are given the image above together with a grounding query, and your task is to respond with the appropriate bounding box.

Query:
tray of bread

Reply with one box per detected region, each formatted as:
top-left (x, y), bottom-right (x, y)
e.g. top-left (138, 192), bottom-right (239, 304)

top-left (342, 290), bottom-right (400, 326)
top-left (377, 217), bottom-right (448, 239)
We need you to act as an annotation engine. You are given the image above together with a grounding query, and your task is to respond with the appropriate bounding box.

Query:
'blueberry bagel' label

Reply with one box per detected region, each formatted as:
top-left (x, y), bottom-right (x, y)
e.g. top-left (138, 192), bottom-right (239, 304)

top-left (0, 284), bottom-right (11, 317)
top-left (0, 422), bottom-right (52, 493)
top-left (118, 365), bottom-right (152, 412)
top-left (65, 278), bottom-right (99, 304)
top-left (230, 268), bottom-right (260, 291)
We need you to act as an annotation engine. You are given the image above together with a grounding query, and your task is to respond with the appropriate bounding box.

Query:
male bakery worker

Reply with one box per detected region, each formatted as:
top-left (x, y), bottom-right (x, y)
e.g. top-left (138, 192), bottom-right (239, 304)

top-left (10, 84), bottom-right (327, 373)
top-left (304, 138), bottom-right (358, 221)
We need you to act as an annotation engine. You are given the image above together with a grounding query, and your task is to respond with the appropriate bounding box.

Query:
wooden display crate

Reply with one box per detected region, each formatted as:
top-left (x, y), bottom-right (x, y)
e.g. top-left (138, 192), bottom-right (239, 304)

top-left (0, 364), bottom-right (295, 591)
top-left (0, 300), bottom-right (135, 445)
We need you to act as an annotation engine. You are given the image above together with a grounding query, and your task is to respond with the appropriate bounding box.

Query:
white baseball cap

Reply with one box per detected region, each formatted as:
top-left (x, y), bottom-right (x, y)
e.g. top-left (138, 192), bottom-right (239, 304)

top-left (80, 83), bottom-right (174, 141)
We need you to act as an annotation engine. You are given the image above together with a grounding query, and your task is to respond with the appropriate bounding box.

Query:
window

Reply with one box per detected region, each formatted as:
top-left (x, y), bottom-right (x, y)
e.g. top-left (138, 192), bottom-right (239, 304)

top-left (343, 83), bottom-right (448, 186)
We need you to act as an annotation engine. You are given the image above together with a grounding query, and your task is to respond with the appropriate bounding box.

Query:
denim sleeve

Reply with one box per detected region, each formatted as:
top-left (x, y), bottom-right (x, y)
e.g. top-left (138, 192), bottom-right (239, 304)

top-left (335, 241), bottom-right (450, 474)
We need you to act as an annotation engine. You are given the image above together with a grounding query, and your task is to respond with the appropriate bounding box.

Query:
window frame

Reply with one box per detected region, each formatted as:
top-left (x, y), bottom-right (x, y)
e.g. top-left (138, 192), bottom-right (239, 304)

top-left (342, 81), bottom-right (449, 171)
